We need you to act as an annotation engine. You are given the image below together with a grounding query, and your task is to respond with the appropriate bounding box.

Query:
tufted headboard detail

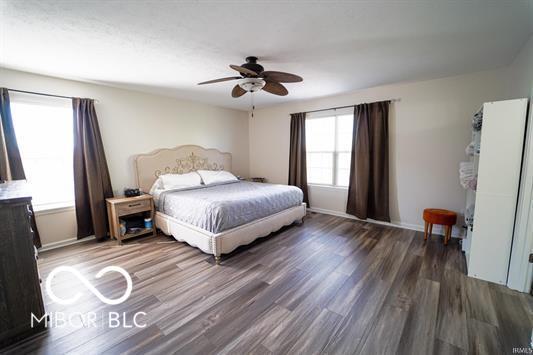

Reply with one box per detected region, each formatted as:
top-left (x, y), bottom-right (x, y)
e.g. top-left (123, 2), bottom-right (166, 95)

top-left (134, 145), bottom-right (232, 193)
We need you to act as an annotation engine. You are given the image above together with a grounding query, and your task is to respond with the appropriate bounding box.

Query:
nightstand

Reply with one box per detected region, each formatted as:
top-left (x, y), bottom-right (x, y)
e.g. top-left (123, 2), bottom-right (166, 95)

top-left (106, 194), bottom-right (156, 244)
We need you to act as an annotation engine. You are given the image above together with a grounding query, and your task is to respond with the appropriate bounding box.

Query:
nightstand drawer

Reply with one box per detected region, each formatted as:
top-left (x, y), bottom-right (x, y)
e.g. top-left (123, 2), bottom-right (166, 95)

top-left (116, 199), bottom-right (151, 216)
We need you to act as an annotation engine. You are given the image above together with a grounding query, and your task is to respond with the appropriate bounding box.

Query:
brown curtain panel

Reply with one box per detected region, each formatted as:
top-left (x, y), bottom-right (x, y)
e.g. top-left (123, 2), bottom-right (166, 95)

top-left (73, 98), bottom-right (113, 240)
top-left (288, 112), bottom-right (310, 206)
top-left (346, 101), bottom-right (390, 222)
top-left (0, 88), bottom-right (25, 181)
top-left (0, 88), bottom-right (42, 248)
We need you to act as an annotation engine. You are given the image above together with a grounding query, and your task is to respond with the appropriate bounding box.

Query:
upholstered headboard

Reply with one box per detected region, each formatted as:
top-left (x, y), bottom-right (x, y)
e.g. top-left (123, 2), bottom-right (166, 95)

top-left (134, 145), bottom-right (232, 193)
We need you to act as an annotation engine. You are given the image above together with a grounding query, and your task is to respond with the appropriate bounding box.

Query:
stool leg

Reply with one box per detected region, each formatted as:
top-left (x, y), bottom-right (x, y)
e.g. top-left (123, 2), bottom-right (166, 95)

top-left (444, 226), bottom-right (451, 246)
top-left (428, 224), bottom-right (433, 239)
top-left (424, 221), bottom-right (428, 241)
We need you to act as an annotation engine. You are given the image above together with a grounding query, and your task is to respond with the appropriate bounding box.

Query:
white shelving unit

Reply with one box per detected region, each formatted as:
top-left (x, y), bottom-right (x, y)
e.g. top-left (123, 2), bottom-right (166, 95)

top-left (462, 98), bottom-right (528, 285)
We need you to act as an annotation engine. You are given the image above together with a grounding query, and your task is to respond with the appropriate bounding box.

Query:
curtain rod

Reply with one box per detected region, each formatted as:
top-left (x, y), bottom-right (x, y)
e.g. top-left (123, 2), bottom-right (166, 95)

top-left (6, 88), bottom-right (99, 103)
top-left (302, 98), bottom-right (400, 115)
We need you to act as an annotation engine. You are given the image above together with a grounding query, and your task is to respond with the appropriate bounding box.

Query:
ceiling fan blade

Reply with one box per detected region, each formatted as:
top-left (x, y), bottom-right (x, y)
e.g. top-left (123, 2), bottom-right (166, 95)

top-left (261, 71), bottom-right (303, 83)
top-left (231, 84), bottom-right (247, 98)
top-left (229, 64), bottom-right (258, 76)
top-left (262, 81), bottom-right (288, 96)
top-left (197, 76), bottom-right (241, 85)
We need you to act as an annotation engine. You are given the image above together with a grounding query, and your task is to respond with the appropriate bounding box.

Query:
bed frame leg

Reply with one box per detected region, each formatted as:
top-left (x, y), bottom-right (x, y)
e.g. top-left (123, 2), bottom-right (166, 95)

top-left (214, 255), bottom-right (221, 265)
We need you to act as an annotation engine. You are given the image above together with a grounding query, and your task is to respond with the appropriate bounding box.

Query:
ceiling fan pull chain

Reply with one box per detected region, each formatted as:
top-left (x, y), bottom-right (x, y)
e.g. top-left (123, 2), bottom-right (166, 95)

top-left (251, 91), bottom-right (255, 118)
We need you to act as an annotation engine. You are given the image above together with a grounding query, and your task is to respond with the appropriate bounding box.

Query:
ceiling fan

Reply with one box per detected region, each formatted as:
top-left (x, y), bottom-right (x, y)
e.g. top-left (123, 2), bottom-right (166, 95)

top-left (197, 56), bottom-right (303, 97)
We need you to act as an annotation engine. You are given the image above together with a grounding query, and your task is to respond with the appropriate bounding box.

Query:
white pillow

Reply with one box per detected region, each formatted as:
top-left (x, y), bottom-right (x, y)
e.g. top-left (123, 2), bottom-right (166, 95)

top-left (197, 170), bottom-right (238, 185)
top-left (160, 172), bottom-right (203, 189)
top-left (149, 177), bottom-right (164, 195)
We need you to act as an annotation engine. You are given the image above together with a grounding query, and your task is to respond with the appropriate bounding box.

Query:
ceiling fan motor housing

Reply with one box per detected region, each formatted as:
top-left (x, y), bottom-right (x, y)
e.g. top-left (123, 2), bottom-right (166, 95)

top-left (241, 56), bottom-right (264, 75)
top-left (238, 78), bottom-right (266, 92)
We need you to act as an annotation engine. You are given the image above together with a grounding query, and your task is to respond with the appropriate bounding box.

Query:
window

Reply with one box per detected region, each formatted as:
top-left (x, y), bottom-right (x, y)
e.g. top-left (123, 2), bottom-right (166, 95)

top-left (306, 111), bottom-right (353, 187)
top-left (11, 96), bottom-right (74, 208)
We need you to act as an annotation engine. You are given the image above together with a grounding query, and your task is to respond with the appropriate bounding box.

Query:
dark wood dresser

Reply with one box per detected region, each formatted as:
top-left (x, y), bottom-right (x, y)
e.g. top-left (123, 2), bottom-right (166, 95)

top-left (0, 181), bottom-right (45, 348)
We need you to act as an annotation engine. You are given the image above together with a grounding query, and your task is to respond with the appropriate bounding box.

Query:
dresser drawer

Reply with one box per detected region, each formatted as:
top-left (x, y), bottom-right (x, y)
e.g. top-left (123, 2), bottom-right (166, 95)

top-left (116, 199), bottom-right (151, 216)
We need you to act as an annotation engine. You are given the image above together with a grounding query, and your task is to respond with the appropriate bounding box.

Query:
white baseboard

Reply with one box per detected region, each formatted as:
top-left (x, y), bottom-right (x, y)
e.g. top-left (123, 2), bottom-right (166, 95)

top-left (40, 236), bottom-right (95, 252)
top-left (307, 207), bottom-right (463, 238)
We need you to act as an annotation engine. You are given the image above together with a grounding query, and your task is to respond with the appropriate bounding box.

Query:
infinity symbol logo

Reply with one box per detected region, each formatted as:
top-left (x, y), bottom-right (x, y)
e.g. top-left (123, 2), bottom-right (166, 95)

top-left (45, 266), bottom-right (133, 305)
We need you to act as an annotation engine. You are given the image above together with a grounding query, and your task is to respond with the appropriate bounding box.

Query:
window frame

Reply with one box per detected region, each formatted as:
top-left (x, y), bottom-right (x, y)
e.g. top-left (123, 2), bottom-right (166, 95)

top-left (305, 108), bottom-right (353, 188)
top-left (10, 93), bottom-right (76, 211)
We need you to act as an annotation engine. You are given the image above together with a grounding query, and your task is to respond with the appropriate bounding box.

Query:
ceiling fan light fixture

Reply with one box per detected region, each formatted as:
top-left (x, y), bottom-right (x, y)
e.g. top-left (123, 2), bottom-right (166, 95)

top-left (238, 78), bottom-right (266, 93)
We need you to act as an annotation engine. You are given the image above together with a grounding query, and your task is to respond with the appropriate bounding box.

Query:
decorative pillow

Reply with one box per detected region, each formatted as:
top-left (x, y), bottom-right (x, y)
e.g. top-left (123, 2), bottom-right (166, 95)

top-left (159, 171), bottom-right (203, 189)
top-left (197, 170), bottom-right (238, 185)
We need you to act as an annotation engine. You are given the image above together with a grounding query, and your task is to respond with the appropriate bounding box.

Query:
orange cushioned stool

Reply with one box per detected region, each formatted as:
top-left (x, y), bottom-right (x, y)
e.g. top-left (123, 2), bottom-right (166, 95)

top-left (423, 208), bottom-right (457, 245)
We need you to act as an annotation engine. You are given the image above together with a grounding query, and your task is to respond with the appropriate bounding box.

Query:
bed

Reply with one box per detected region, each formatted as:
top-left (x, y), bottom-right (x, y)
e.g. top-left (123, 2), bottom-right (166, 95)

top-left (134, 145), bottom-right (306, 264)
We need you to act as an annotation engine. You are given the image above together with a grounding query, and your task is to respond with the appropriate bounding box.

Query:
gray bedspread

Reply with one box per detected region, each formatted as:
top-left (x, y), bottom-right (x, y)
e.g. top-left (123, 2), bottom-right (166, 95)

top-left (156, 181), bottom-right (303, 233)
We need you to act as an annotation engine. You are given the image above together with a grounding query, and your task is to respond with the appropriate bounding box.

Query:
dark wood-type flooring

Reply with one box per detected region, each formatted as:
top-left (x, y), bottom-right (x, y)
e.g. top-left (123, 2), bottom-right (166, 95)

top-left (3, 212), bottom-right (532, 354)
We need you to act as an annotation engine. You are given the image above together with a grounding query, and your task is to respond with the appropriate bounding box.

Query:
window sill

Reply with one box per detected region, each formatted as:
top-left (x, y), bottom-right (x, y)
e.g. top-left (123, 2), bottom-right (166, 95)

top-left (33, 202), bottom-right (75, 216)
top-left (308, 183), bottom-right (349, 190)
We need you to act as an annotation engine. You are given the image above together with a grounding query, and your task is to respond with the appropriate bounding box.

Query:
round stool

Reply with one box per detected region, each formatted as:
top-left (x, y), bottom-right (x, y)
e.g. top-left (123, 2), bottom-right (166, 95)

top-left (423, 208), bottom-right (457, 245)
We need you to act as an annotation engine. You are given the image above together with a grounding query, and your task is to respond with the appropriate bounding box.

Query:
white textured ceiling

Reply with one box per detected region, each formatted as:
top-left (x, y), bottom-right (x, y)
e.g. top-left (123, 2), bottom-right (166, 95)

top-left (1, 0), bottom-right (532, 110)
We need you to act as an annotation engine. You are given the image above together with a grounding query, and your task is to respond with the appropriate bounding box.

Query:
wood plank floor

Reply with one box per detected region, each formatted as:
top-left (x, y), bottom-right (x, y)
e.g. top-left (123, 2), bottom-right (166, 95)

top-left (4, 212), bottom-right (532, 354)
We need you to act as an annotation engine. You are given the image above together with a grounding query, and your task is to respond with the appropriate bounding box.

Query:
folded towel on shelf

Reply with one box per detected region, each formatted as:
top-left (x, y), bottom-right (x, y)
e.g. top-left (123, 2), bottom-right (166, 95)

top-left (459, 162), bottom-right (477, 190)
top-left (465, 142), bottom-right (476, 156)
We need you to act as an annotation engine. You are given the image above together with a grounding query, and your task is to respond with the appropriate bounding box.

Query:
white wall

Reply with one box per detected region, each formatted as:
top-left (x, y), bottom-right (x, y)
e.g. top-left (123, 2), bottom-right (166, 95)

top-left (0, 68), bottom-right (249, 247)
top-left (249, 68), bottom-right (514, 234)
top-left (505, 36), bottom-right (533, 100)
top-left (33, 207), bottom-right (78, 248)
